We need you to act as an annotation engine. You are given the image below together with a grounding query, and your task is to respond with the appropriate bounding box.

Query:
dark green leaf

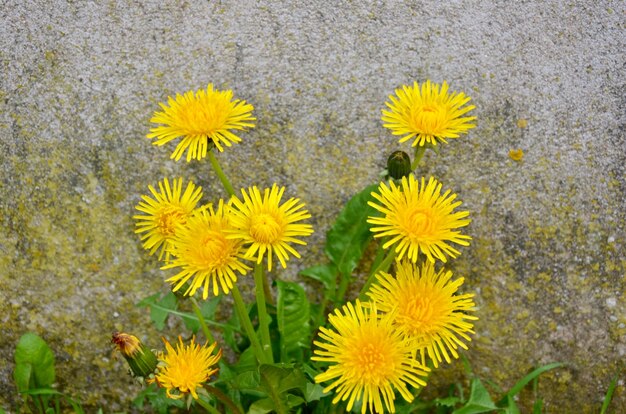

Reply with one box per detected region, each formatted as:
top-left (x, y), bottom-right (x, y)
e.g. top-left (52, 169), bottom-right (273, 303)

top-left (276, 280), bottom-right (311, 362)
top-left (496, 363), bottom-right (564, 406)
top-left (304, 382), bottom-right (328, 402)
top-left (300, 264), bottom-right (337, 293)
top-left (258, 363), bottom-right (308, 414)
top-left (452, 377), bottom-right (498, 414)
top-left (14, 333), bottom-right (56, 391)
top-left (325, 184), bottom-right (379, 277)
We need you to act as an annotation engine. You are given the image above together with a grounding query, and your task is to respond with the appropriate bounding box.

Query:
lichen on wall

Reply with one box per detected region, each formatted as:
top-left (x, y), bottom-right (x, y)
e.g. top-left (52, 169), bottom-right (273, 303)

top-left (1, 0), bottom-right (624, 412)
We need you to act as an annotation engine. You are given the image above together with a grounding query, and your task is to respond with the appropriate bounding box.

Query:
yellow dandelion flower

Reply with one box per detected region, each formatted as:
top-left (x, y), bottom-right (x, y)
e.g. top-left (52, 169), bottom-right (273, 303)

top-left (226, 184), bottom-right (314, 271)
top-left (150, 336), bottom-right (221, 400)
top-left (163, 200), bottom-right (251, 298)
top-left (312, 300), bottom-right (429, 414)
top-left (382, 80), bottom-right (476, 147)
top-left (147, 83), bottom-right (255, 161)
top-left (133, 178), bottom-right (203, 261)
top-left (367, 174), bottom-right (471, 263)
top-left (367, 259), bottom-right (477, 368)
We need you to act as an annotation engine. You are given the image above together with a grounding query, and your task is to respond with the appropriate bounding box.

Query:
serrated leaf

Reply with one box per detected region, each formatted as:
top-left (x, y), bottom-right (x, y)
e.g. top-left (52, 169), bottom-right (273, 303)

top-left (325, 184), bottom-right (379, 277)
top-left (304, 382), bottom-right (328, 402)
top-left (258, 363), bottom-right (307, 414)
top-left (453, 377), bottom-right (498, 414)
top-left (13, 333), bottom-right (56, 391)
top-left (300, 264), bottom-right (337, 293)
top-left (276, 280), bottom-right (311, 362)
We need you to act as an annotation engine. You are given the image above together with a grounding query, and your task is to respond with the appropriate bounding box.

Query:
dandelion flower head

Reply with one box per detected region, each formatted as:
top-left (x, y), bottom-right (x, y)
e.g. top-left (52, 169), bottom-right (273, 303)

top-left (367, 259), bottom-right (477, 368)
top-left (382, 80), bottom-right (476, 147)
top-left (367, 174), bottom-right (471, 263)
top-left (227, 184), bottom-right (313, 271)
top-left (133, 177), bottom-right (203, 261)
top-left (163, 200), bottom-right (251, 298)
top-left (150, 336), bottom-right (221, 400)
top-left (147, 83), bottom-right (255, 161)
top-left (312, 300), bottom-right (429, 414)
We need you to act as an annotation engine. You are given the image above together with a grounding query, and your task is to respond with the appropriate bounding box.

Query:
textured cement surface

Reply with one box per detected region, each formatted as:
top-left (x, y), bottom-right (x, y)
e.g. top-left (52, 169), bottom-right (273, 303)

top-left (1, 0), bottom-right (625, 412)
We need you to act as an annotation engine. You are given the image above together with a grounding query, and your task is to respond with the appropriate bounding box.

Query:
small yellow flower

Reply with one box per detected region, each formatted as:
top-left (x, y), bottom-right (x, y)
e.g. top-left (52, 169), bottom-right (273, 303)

top-left (227, 184), bottom-right (314, 271)
top-left (133, 178), bottom-right (203, 261)
top-left (509, 148), bottom-right (524, 161)
top-left (312, 300), bottom-right (429, 414)
top-left (382, 80), bottom-right (476, 147)
top-left (367, 174), bottom-right (471, 263)
top-left (147, 83), bottom-right (255, 161)
top-left (367, 259), bottom-right (477, 368)
top-left (150, 336), bottom-right (222, 400)
top-left (163, 200), bottom-right (251, 298)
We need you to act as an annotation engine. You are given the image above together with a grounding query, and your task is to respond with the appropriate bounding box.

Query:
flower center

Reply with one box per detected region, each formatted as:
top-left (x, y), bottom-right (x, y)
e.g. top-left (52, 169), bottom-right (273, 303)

top-left (410, 105), bottom-right (444, 134)
top-left (192, 231), bottom-right (232, 267)
top-left (183, 99), bottom-right (228, 135)
top-left (249, 213), bottom-right (283, 243)
top-left (403, 208), bottom-right (435, 239)
top-left (158, 206), bottom-right (187, 236)
top-left (346, 332), bottom-right (396, 385)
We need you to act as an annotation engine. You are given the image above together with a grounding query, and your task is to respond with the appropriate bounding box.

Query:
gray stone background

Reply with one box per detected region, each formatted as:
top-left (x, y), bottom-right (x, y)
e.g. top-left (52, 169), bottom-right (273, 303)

top-left (1, 0), bottom-right (624, 412)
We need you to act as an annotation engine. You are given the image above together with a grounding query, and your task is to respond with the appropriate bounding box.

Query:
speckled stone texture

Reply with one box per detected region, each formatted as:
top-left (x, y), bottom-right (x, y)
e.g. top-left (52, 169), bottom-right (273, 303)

top-left (1, 0), bottom-right (624, 411)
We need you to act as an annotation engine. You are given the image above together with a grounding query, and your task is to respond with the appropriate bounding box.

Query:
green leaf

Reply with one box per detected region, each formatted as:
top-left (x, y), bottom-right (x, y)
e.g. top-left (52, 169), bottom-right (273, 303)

top-left (300, 264), bottom-right (337, 293)
top-left (325, 184), bottom-right (379, 277)
top-left (14, 333), bottom-right (56, 391)
top-left (248, 397), bottom-right (274, 414)
top-left (501, 395), bottom-right (520, 414)
top-left (600, 375), bottom-right (619, 414)
top-left (496, 362), bottom-right (564, 406)
top-left (136, 292), bottom-right (177, 330)
top-left (276, 280), bottom-right (311, 362)
top-left (452, 377), bottom-right (498, 414)
top-left (258, 363), bottom-right (307, 414)
top-left (304, 382), bottom-right (328, 402)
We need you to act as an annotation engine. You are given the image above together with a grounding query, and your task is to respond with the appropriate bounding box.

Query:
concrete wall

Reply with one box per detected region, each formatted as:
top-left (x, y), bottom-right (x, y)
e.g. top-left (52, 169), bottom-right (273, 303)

top-left (1, 0), bottom-right (624, 411)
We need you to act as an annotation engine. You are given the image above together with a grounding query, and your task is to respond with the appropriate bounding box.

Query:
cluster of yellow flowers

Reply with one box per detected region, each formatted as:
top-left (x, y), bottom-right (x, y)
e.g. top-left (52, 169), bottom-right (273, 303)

top-left (311, 80), bottom-right (478, 413)
top-left (121, 80), bottom-right (477, 412)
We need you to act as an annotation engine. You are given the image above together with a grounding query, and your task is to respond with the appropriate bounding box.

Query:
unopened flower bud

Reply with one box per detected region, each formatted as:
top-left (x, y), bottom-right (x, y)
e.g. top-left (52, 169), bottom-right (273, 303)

top-left (387, 151), bottom-right (412, 179)
top-left (112, 332), bottom-right (158, 378)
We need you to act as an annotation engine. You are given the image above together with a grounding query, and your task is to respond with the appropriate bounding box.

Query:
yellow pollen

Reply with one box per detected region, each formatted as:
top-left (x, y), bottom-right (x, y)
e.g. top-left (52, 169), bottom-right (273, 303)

top-left (404, 209), bottom-right (435, 238)
top-left (400, 296), bottom-right (438, 331)
top-left (183, 100), bottom-right (227, 134)
top-left (249, 213), bottom-right (282, 243)
top-left (197, 233), bottom-right (229, 265)
top-left (158, 206), bottom-right (187, 236)
top-left (352, 342), bottom-right (391, 383)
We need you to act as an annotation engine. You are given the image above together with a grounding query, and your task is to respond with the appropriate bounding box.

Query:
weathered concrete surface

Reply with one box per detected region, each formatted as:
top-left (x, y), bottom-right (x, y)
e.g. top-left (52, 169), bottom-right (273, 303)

top-left (1, 0), bottom-right (624, 411)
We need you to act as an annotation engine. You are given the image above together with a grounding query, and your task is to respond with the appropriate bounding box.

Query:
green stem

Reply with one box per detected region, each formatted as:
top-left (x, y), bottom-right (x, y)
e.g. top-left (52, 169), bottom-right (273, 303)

top-left (231, 285), bottom-right (268, 364)
top-left (334, 270), bottom-right (351, 306)
top-left (253, 263), bottom-right (274, 363)
top-left (208, 150), bottom-right (236, 196)
top-left (411, 145), bottom-right (426, 170)
top-left (195, 396), bottom-right (221, 414)
top-left (359, 248), bottom-right (397, 299)
top-left (204, 385), bottom-right (243, 414)
top-left (190, 297), bottom-right (215, 344)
